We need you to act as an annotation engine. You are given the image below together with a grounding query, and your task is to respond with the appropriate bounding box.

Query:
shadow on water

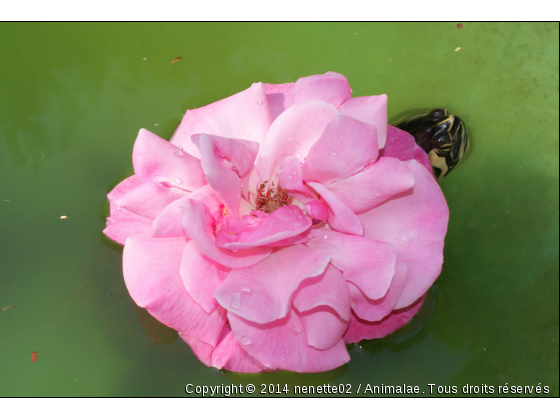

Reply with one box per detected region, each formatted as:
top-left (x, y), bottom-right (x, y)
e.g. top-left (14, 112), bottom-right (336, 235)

top-left (359, 287), bottom-right (437, 356)
top-left (133, 304), bottom-right (179, 346)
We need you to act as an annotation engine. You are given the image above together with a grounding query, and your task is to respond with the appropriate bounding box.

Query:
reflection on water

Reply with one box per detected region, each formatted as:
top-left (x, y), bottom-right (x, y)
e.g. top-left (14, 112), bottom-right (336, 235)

top-left (133, 304), bottom-right (178, 346)
top-left (225, 364), bottom-right (349, 389)
top-left (360, 288), bottom-right (436, 356)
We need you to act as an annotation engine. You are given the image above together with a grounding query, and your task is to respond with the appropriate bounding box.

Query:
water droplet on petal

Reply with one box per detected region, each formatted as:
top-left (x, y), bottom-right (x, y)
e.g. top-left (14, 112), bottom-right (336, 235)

top-left (399, 231), bottom-right (416, 247)
top-left (291, 328), bottom-right (303, 336)
top-left (230, 292), bottom-right (241, 310)
top-left (372, 189), bottom-right (381, 197)
top-left (321, 110), bottom-right (326, 116)
top-left (255, 100), bottom-right (264, 105)
top-left (173, 148), bottom-right (183, 157)
top-left (287, 137), bottom-right (293, 142)
top-left (241, 286), bottom-right (251, 295)
top-left (295, 153), bottom-right (302, 159)
top-left (239, 336), bottom-right (252, 345)
top-left (331, 150), bottom-right (337, 156)
top-left (173, 178), bottom-right (182, 185)
top-left (323, 235), bottom-right (329, 239)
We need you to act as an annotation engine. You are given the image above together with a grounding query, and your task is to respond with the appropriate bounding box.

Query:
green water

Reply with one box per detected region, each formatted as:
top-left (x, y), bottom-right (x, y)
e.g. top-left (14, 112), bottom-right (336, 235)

top-left (0, 22), bottom-right (558, 397)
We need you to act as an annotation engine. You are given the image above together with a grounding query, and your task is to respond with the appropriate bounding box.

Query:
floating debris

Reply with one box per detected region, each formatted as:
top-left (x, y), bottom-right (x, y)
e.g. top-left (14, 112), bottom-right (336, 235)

top-left (2, 304), bottom-right (17, 311)
top-left (171, 57), bottom-right (182, 64)
top-left (457, 23), bottom-right (463, 29)
top-left (60, 215), bottom-right (68, 220)
top-left (2, 199), bottom-right (10, 202)
top-left (31, 351), bottom-right (38, 362)
top-left (387, 57), bottom-right (394, 64)
top-left (455, 47), bottom-right (462, 52)
top-left (143, 57), bottom-right (147, 61)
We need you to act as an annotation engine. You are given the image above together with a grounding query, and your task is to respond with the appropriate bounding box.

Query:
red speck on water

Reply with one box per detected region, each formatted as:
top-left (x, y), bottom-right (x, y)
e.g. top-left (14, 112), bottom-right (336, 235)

top-left (31, 351), bottom-right (37, 362)
top-left (457, 23), bottom-right (463, 29)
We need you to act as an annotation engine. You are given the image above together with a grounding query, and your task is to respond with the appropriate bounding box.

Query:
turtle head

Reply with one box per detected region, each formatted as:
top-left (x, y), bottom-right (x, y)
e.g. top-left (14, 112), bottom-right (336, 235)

top-left (396, 108), bottom-right (470, 180)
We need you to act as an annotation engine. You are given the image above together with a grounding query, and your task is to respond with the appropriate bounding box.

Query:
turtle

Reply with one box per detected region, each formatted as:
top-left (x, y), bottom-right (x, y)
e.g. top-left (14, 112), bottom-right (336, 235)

top-left (394, 108), bottom-right (470, 181)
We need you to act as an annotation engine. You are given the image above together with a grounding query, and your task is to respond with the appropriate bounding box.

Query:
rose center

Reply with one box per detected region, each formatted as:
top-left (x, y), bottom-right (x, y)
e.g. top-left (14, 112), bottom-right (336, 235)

top-left (253, 181), bottom-right (294, 214)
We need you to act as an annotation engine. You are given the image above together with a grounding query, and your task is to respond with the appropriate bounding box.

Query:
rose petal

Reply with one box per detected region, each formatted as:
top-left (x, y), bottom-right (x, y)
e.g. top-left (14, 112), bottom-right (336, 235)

top-left (214, 245), bottom-right (331, 324)
top-left (326, 157), bottom-right (415, 214)
top-left (104, 207), bottom-right (153, 245)
top-left (181, 198), bottom-right (272, 269)
top-left (215, 206), bottom-right (312, 251)
top-left (211, 329), bottom-right (265, 373)
top-left (293, 264), bottom-right (350, 321)
top-left (107, 175), bottom-right (143, 214)
top-left (357, 160), bottom-right (448, 308)
top-left (294, 72), bottom-right (352, 108)
top-left (152, 185), bottom-right (222, 238)
top-left (180, 241), bottom-right (231, 313)
top-left (307, 182), bottom-right (363, 236)
top-left (298, 307), bottom-right (349, 350)
top-left (263, 82), bottom-right (296, 121)
top-left (266, 228), bottom-right (314, 247)
top-left (170, 82), bottom-right (272, 158)
top-left (256, 101), bottom-right (339, 182)
top-left (116, 182), bottom-right (187, 220)
top-left (303, 115), bottom-right (379, 184)
top-left (192, 133), bottom-right (259, 178)
top-left (132, 129), bottom-right (206, 191)
top-left (348, 261), bottom-right (408, 322)
top-left (305, 199), bottom-right (329, 222)
top-left (193, 134), bottom-right (258, 218)
top-left (381, 126), bottom-right (432, 174)
top-left (278, 156), bottom-right (314, 200)
top-left (122, 235), bottom-right (227, 348)
top-left (338, 95), bottom-right (388, 149)
top-left (105, 176), bottom-right (153, 244)
top-left (306, 230), bottom-right (396, 300)
top-left (180, 336), bottom-right (215, 367)
top-left (344, 295), bottom-right (425, 343)
top-left (228, 310), bottom-right (350, 373)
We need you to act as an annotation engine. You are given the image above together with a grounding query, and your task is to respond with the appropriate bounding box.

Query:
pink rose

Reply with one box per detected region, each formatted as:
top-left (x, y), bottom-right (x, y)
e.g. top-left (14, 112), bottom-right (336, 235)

top-left (104, 72), bottom-right (449, 373)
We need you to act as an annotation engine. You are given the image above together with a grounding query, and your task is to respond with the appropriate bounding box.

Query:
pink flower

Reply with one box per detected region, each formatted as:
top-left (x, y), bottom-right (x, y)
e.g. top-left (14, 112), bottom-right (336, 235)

top-left (104, 72), bottom-right (449, 373)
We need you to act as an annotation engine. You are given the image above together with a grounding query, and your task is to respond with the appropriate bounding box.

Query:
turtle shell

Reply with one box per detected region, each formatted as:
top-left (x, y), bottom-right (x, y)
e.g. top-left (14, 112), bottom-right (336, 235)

top-left (395, 109), bottom-right (470, 180)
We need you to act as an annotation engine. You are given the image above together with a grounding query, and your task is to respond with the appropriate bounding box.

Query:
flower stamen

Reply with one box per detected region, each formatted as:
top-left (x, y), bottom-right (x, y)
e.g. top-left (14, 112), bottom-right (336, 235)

top-left (254, 180), bottom-right (293, 214)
